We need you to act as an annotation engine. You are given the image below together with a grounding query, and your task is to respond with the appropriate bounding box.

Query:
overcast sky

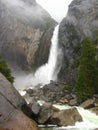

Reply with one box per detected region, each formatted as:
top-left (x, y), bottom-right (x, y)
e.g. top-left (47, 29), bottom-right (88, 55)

top-left (36, 0), bottom-right (73, 22)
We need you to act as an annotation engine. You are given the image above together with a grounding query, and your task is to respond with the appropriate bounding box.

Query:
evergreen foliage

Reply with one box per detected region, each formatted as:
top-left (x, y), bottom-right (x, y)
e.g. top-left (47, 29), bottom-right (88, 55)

top-left (0, 55), bottom-right (14, 83)
top-left (75, 38), bottom-right (98, 103)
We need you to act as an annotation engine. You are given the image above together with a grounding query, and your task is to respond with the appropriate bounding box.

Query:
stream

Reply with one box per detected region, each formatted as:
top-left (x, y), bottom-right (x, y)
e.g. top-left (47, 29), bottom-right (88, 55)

top-left (39, 105), bottom-right (98, 130)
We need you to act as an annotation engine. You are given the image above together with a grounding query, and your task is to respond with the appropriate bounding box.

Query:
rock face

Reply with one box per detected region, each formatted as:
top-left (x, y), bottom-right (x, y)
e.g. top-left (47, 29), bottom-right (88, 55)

top-left (0, 0), bottom-right (56, 70)
top-left (58, 0), bottom-right (98, 86)
top-left (33, 27), bottom-right (55, 70)
top-left (0, 73), bottom-right (39, 130)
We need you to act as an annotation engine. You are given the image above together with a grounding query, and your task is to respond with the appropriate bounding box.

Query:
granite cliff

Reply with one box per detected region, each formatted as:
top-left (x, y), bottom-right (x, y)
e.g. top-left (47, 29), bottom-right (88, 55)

top-left (0, 0), bottom-right (56, 71)
top-left (58, 0), bottom-right (98, 86)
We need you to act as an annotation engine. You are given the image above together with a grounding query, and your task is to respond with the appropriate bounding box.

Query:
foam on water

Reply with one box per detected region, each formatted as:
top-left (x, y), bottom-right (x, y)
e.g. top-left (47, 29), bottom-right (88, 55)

top-left (33, 25), bottom-right (59, 85)
top-left (53, 105), bottom-right (98, 130)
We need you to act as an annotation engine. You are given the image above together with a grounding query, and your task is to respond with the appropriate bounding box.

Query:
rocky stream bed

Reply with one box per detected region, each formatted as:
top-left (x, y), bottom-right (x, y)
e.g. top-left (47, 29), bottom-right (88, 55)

top-left (19, 81), bottom-right (98, 130)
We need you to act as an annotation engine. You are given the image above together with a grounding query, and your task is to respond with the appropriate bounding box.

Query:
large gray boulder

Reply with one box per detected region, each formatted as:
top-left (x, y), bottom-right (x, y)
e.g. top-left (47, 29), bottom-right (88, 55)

top-left (58, 0), bottom-right (98, 86)
top-left (0, 73), bottom-right (39, 130)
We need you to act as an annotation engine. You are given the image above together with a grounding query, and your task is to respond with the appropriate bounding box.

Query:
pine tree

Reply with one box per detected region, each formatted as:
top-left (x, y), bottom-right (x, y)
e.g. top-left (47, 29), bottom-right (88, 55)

top-left (75, 38), bottom-right (98, 103)
top-left (0, 55), bottom-right (14, 83)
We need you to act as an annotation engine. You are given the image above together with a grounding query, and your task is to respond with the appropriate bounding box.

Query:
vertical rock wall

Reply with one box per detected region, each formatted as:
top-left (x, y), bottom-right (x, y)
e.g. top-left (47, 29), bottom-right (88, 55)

top-left (58, 0), bottom-right (98, 86)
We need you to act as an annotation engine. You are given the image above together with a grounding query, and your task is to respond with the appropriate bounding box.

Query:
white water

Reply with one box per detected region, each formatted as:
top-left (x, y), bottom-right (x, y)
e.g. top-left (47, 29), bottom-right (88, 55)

top-left (14, 25), bottom-right (60, 89)
top-left (33, 25), bottom-right (60, 85)
top-left (53, 104), bottom-right (98, 130)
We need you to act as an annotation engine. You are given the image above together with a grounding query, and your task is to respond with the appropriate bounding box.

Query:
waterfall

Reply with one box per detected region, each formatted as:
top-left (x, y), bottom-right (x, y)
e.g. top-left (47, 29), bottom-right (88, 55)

top-left (14, 25), bottom-right (61, 89)
top-left (32, 25), bottom-right (60, 86)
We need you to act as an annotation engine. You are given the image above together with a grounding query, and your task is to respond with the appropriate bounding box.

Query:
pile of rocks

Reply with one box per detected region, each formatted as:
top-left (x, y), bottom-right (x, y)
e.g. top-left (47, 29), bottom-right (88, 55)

top-left (23, 81), bottom-right (98, 127)
top-left (24, 81), bottom-right (77, 105)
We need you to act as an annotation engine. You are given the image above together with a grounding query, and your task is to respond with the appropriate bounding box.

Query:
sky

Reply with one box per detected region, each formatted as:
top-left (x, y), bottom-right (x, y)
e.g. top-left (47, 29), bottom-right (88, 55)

top-left (36, 0), bottom-right (73, 22)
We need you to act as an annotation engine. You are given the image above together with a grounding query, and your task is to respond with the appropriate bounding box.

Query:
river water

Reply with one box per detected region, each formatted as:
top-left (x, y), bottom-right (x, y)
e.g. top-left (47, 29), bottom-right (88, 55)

top-left (39, 105), bottom-right (98, 130)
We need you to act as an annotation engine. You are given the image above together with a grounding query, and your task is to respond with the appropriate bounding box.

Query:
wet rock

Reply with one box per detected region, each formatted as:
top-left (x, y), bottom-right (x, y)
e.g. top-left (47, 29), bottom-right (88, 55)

top-left (93, 94), bottom-right (98, 107)
top-left (51, 107), bottom-right (82, 126)
top-left (69, 98), bottom-right (77, 106)
top-left (34, 27), bottom-right (55, 69)
top-left (24, 81), bottom-right (67, 104)
top-left (24, 81), bottom-right (78, 106)
top-left (59, 97), bottom-right (68, 104)
top-left (30, 102), bottom-right (41, 115)
top-left (38, 103), bottom-right (54, 124)
top-left (90, 107), bottom-right (98, 115)
top-left (80, 99), bottom-right (95, 109)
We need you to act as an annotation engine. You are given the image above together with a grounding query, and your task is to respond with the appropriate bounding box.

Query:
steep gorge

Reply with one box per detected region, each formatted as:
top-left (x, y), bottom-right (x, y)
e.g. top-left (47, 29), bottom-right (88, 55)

top-left (0, 0), bottom-right (98, 88)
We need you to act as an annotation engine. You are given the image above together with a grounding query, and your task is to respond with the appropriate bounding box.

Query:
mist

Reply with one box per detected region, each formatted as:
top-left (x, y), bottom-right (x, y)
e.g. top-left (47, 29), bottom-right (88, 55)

top-left (1, 0), bottom-right (49, 20)
top-left (1, 0), bottom-right (73, 22)
top-left (1, 0), bottom-right (73, 89)
top-left (36, 0), bottom-right (73, 22)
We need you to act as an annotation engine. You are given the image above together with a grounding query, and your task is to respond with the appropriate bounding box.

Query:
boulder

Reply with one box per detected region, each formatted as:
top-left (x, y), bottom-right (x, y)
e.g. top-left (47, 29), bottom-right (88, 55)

top-left (38, 103), bottom-right (54, 124)
top-left (30, 102), bottom-right (41, 115)
top-left (90, 107), bottom-right (98, 115)
top-left (93, 94), bottom-right (98, 106)
top-left (0, 73), bottom-right (39, 130)
top-left (0, 73), bottom-right (33, 118)
top-left (59, 97), bottom-right (68, 104)
top-left (1, 110), bottom-right (39, 130)
top-left (69, 98), bottom-right (77, 106)
top-left (80, 99), bottom-right (95, 109)
top-left (51, 107), bottom-right (82, 126)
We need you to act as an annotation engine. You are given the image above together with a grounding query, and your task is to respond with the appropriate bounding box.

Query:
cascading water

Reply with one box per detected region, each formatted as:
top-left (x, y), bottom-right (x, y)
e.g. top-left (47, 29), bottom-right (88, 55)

top-left (33, 25), bottom-right (60, 85)
top-left (40, 105), bottom-right (98, 130)
top-left (31, 25), bottom-right (60, 86)
top-left (59, 106), bottom-right (98, 130)
top-left (14, 25), bottom-right (61, 89)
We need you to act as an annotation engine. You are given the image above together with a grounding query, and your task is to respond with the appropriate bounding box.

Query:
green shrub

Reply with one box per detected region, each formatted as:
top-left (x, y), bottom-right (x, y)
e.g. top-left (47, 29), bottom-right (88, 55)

top-left (0, 55), bottom-right (14, 83)
top-left (63, 85), bottom-right (73, 92)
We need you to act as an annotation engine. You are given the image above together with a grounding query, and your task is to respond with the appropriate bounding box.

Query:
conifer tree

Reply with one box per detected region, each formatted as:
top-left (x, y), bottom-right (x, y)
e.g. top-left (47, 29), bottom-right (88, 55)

top-left (0, 55), bottom-right (14, 83)
top-left (75, 38), bottom-right (98, 103)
